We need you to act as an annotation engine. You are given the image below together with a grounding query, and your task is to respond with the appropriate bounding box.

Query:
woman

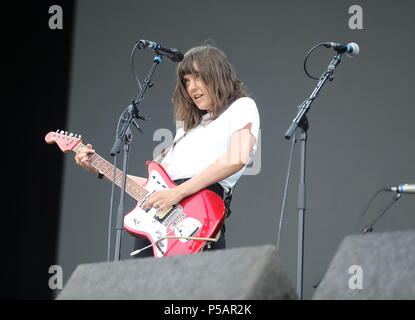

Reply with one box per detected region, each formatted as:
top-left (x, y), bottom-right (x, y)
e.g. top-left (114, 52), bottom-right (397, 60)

top-left (75, 45), bottom-right (260, 255)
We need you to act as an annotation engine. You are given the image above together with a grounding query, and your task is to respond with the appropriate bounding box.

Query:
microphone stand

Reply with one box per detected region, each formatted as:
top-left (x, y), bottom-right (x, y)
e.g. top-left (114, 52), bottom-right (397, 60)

top-left (110, 55), bottom-right (162, 261)
top-left (284, 52), bottom-right (343, 300)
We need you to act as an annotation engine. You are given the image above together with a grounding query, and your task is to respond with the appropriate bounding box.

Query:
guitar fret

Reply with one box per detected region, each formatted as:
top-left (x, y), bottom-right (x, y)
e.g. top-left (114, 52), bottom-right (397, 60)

top-left (95, 157), bottom-right (104, 170)
top-left (75, 143), bottom-right (148, 202)
top-left (103, 163), bottom-right (112, 175)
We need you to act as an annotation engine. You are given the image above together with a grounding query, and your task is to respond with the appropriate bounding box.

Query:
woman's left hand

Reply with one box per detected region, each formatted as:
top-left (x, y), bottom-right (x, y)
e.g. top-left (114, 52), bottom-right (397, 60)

top-left (141, 187), bottom-right (185, 210)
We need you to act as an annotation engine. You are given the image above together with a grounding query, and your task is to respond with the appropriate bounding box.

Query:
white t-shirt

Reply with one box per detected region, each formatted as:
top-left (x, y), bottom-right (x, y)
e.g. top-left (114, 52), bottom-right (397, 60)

top-left (162, 97), bottom-right (260, 191)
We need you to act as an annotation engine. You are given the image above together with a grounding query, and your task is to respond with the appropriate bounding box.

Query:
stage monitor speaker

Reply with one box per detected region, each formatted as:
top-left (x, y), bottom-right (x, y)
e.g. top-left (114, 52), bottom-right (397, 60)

top-left (313, 230), bottom-right (415, 300)
top-left (57, 245), bottom-right (297, 300)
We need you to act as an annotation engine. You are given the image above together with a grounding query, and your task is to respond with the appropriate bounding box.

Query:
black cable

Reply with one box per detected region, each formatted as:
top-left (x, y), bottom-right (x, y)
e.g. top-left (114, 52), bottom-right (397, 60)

top-left (361, 193), bottom-right (401, 234)
top-left (276, 131), bottom-right (297, 251)
top-left (303, 42), bottom-right (330, 80)
top-left (353, 187), bottom-right (387, 233)
top-left (131, 41), bottom-right (143, 93)
top-left (106, 155), bottom-right (117, 262)
top-left (106, 106), bottom-right (130, 261)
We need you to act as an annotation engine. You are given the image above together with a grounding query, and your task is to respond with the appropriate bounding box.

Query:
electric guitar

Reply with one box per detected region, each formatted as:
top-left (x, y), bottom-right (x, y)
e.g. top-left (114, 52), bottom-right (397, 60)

top-left (45, 130), bottom-right (225, 257)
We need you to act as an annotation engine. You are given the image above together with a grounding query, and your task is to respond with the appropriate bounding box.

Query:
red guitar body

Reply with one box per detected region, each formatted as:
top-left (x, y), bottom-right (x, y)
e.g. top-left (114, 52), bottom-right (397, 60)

top-left (123, 162), bottom-right (225, 257)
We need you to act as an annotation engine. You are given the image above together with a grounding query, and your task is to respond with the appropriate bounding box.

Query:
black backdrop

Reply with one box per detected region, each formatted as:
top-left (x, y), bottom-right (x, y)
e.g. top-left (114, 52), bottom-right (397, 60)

top-left (3, 1), bottom-right (73, 299)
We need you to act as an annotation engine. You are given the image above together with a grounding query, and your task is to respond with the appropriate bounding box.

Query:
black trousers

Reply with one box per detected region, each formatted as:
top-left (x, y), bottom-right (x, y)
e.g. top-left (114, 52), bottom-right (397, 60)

top-left (133, 179), bottom-right (227, 258)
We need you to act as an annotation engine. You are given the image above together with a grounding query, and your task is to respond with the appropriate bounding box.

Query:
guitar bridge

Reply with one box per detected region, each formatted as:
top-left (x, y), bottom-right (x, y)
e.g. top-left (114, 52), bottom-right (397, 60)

top-left (174, 217), bottom-right (203, 243)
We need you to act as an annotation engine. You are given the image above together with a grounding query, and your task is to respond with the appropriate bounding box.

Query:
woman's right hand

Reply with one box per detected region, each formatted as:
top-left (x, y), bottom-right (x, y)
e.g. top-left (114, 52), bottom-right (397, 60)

top-left (74, 143), bottom-right (97, 173)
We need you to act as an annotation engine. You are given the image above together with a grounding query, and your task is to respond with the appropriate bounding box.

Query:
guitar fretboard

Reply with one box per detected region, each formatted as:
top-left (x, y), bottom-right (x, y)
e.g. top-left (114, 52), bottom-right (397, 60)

top-left (73, 143), bottom-right (148, 202)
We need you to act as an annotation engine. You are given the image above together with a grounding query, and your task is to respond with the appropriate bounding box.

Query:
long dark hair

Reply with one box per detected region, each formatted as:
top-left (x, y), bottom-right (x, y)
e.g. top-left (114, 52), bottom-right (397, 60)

top-left (172, 45), bottom-right (247, 131)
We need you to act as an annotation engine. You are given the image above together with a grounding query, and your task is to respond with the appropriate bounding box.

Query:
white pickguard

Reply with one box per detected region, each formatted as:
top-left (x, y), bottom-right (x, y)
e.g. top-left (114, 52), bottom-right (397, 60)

top-left (124, 170), bottom-right (170, 257)
top-left (123, 169), bottom-right (202, 257)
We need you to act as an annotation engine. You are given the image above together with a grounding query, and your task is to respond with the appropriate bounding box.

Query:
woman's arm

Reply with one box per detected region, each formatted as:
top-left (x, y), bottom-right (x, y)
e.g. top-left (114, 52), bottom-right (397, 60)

top-left (142, 124), bottom-right (255, 210)
top-left (177, 124), bottom-right (255, 198)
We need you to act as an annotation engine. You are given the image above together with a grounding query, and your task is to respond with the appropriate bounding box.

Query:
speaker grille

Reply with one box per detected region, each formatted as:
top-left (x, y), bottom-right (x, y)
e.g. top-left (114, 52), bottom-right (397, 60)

top-left (58, 245), bottom-right (297, 300)
top-left (313, 231), bottom-right (415, 299)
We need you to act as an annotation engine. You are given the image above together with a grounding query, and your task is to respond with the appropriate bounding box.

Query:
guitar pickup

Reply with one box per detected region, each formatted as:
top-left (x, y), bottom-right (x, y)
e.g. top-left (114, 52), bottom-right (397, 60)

top-left (155, 205), bottom-right (173, 219)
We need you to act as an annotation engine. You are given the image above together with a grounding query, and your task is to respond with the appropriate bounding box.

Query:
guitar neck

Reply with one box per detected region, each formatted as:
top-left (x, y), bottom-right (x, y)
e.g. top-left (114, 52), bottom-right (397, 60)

top-left (73, 143), bottom-right (148, 202)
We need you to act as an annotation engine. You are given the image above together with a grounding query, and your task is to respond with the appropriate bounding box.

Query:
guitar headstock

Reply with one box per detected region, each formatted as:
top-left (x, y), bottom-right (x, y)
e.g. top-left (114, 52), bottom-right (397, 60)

top-left (45, 130), bottom-right (82, 152)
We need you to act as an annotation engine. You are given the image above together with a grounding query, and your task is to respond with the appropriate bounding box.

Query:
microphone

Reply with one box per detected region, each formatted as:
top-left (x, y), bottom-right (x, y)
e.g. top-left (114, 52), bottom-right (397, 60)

top-left (324, 42), bottom-right (360, 57)
top-left (138, 40), bottom-right (184, 62)
top-left (387, 184), bottom-right (415, 194)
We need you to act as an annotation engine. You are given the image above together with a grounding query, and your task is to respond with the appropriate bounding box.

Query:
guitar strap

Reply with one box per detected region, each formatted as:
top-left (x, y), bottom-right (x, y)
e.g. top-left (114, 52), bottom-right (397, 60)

top-left (152, 131), bottom-right (186, 164)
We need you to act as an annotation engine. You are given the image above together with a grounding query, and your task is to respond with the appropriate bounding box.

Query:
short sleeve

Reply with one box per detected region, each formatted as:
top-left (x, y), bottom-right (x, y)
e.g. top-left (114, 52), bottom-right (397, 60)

top-left (228, 97), bottom-right (260, 141)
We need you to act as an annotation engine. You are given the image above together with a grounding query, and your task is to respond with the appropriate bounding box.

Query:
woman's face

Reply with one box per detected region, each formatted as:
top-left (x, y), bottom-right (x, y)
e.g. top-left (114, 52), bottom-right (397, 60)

top-left (183, 68), bottom-right (214, 112)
